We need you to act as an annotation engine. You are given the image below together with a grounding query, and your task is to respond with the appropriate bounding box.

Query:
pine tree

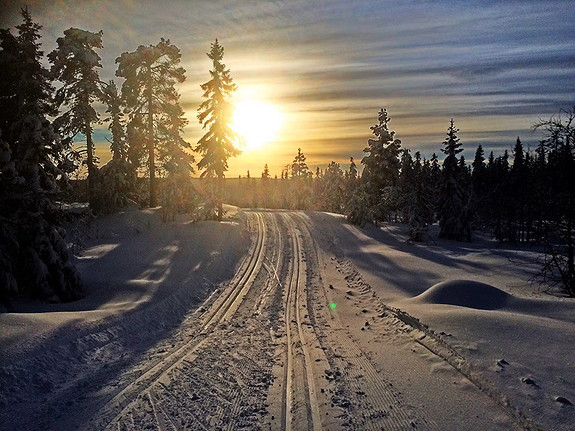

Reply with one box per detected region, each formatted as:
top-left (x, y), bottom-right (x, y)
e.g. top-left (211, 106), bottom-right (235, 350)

top-left (471, 144), bottom-right (488, 228)
top-left (49, 27), bottom-right (104, 207)
top-left (361, 108), bottom-right (402, 222)
top-left (289, 148), bottom-right (310, 209)
top-left (194, 39), bottom-right (241, 220)
top-left (320, 161), bottom-right (346, 213)
top-left (348, 156), bottom-right (358, 180)
top-left (0, 8), bottom-right (82, 305)
top-left (261, 164), bottom-right (270, 179)
top-left (116, 38), bottom-right (191, 207)
top-left (438, 118), bottom-right (470, 241)
top-left (102, 80), bottom-right (126, 161)
top-left (406, 152), bottom-right (434, 241)
top-left (534, 107), bottom-right (575, 297)
top-left (291, 148), bottom-right (309, 178)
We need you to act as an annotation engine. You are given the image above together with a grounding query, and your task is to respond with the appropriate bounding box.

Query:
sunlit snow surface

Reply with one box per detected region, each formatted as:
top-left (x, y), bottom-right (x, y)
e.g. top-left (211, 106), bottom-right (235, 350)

top-left (1, 209), bottom-right (573, 430)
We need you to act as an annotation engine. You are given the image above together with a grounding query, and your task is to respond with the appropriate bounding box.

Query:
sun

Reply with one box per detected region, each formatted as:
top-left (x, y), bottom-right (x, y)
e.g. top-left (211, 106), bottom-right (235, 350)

top-left (232, 100), bottom-right (282, 151)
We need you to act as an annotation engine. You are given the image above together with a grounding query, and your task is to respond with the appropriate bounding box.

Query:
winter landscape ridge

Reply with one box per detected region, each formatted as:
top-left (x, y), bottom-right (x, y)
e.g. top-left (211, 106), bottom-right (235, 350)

top-left (1, 207), bottom-right (574, 430)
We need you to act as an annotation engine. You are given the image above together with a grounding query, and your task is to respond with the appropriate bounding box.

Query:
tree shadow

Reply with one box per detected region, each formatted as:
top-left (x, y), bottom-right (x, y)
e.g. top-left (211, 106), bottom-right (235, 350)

top-left (307, 212), bottom-right (539, 299)
top-left (0, 216), bottom-right (249, 430)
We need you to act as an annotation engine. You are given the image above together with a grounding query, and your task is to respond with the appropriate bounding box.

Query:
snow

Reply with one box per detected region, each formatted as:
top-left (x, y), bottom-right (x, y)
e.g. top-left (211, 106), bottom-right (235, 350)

top-left (1, 208), bottom-right (574, 430)
top-left (0, 205), bottom-right (249, 369)
top-left (412, 279), bottom-right (511, 310)
top-left (324, 213), bottom-right (575, 430)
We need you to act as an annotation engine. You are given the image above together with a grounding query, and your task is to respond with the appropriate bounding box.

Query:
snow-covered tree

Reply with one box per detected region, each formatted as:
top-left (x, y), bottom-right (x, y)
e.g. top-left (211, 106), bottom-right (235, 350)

top-left (102, 80), bottom-right (126, 161)
top-left (534, 107), bottom-right (575, 297)
top-left (116, 38), bottom-right (191, 207)
top-left (88, 80), bottom-right (137, 214)
top-left (49, 27), bottom-right (104, 207)
top-left (361, 108), bottom-right (402, 222)
top-left (0, 8), bottom-right (82, 306)
top-left (348, 156), bottom-right (358, 180)
top-left (288, 148), bottom-right (311, 209)
top-left (291, 147), bottom-right (309, 179)
top-left (195, 39), bottom-right (242, 220)
top-left (438, 118), bottom-right (471, 241)
top-left (318, 161), bottom-right (346, 213)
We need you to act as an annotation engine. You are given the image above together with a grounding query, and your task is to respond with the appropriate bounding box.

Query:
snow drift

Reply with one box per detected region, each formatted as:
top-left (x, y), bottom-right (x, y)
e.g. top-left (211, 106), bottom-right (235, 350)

top-left (412, 279), bottom-right (511, 310)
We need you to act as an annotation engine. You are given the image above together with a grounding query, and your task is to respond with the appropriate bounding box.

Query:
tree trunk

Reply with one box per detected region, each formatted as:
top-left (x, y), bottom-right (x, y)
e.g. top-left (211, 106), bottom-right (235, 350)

top-left (217, 175), bottom-right (223, 221)
top-left (86, 123), bottom-right (95, 207)
top-left (567, 220), bottom-right (575, 297)
top-left (146, 71), bottom-right (156, 207)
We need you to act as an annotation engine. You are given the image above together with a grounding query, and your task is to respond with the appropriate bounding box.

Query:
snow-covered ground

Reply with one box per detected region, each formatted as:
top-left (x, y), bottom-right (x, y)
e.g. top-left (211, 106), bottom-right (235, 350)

top-left (1, 208), bottom-right (573, 430)
top-left (322, 213), bottom-right (575, 430)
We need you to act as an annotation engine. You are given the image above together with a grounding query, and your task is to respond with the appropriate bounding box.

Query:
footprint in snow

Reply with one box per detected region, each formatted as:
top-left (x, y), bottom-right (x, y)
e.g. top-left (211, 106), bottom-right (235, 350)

top-left (554, 396), bottom-right (573, 406)
top-left (520, 377), bottom-right (538, 387)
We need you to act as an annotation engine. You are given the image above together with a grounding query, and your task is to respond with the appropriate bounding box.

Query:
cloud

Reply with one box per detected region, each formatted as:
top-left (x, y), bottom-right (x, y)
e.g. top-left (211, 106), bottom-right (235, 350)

top-left (2, 0), bottom-right (573, 176)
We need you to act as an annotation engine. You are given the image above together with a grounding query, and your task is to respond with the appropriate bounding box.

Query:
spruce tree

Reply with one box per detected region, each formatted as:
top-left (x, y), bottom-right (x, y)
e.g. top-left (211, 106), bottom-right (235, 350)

top-left (261, 164), bottom-right (270, 179)
top-left (289, 148), bottom-right (310, 209)
top-left (348, 156), bottom-right (358, 180)
top-left (438, 118), bottom-right (470, 241)
top-left (0, 8), bottom-right (82, 305)
top-left (534, 107), bottom-right (575, 297)
top-left (291, 148), bottom-right (309, 178)
top-left (195, 39), bottom-right (242, 220)
top-left (320, 161), bottom-right (346, 213)
top-left (116, 38), bottom-right (191, 207)
top-left (471, 144), bottom-right (488, 228)
top-left (95, 80), bottom-right (135, 213)
top-left (49, 27), bottom-right (104, 207)
top-left (361, 108), bottom-right (402, 222)
top-left (509, 137), bottom-right (529, 242)
top-left (102, 80), bottom-right (126, 161)
top-left (489, 151), bottom-right (510, 241)
top-left (429, 152), bottom-right (441, 216)
top-left (398, 148), bottom-right (414, 222)
top-left (407, 152), bottom-right (434, 241)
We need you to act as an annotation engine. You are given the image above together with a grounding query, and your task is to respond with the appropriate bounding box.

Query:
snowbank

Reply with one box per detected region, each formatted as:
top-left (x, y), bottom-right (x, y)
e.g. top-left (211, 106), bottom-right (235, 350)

top-left (310, 212), bottom-right (575, 431)
top-left (1, 206), bottom-right (249, 359)
top-left (411, 279), bottom-right (511, 310)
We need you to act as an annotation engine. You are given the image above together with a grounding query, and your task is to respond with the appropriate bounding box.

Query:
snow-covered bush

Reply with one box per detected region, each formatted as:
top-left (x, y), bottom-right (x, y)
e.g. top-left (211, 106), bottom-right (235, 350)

top-left (159, 174), bottom-right (200, 222)
top-left (91, 159), bottom-right (136, 214)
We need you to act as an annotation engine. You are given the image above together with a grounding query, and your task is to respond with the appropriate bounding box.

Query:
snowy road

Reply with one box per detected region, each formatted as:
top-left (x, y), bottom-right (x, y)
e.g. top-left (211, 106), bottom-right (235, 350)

top-left (2, 210), bottom-right (543, 430)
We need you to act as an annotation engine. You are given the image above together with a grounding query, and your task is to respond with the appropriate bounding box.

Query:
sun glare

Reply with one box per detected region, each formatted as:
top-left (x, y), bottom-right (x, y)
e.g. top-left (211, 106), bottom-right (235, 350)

top-left (233, 100), bottom-right (282, 151)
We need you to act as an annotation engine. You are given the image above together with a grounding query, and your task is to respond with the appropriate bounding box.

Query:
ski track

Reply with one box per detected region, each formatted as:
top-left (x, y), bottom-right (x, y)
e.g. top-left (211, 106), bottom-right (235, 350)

top-left (281, 213), bottom-right (322, 431)
top-left (1, 210), bottom-right (532, 430)
top-left (94, 212), bottom-right (269, 430)
top-left (293, 212), bottom-right (429, 430)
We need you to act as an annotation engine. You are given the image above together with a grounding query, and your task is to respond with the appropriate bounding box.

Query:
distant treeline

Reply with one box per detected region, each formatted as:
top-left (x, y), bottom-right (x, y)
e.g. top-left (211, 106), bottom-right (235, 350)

top-left (221, 108), bottom-right (575, 297)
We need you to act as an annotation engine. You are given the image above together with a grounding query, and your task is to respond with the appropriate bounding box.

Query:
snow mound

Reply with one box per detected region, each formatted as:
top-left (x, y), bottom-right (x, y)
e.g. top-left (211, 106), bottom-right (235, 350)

top-left (413, 280), bottom-right (511, 310)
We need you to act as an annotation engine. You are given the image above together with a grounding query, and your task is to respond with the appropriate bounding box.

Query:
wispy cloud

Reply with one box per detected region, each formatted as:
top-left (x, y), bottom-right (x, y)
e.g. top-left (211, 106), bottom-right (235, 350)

top-left (2, 0), bottom-right (573, 176)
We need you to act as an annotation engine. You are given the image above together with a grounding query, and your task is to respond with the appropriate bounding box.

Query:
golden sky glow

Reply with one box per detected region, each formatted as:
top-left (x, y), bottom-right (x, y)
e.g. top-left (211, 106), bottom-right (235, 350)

top-left (2, 0), bottom-right (574, 178)
top-left (232, 100), bottom-right (283, 152)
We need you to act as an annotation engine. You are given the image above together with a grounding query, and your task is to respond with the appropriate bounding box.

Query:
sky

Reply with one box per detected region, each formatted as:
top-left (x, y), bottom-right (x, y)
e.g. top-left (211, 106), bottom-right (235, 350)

top-left (1, 0), bottom-right (574, 177)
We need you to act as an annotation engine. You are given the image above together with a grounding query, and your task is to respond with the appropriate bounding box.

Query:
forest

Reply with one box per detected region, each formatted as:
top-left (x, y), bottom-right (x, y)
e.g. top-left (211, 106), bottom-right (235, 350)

top-left (1, 6), bottom-right (574, 309)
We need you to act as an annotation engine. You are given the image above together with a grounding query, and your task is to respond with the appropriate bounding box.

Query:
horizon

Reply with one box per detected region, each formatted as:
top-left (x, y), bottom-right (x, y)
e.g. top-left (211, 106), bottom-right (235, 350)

top-left (2, 0), bottom-right (573, 177)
